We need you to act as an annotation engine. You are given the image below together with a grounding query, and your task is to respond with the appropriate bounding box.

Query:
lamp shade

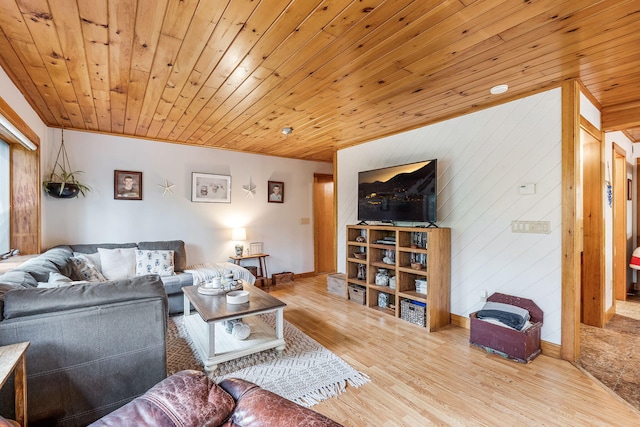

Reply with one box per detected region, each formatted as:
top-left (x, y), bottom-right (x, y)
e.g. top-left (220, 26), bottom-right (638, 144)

top-left (232, 227), bottom-right (247, 241)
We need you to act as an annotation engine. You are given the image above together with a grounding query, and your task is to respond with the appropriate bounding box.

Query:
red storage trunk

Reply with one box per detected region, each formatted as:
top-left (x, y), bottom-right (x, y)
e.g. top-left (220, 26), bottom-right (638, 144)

top-left (469, 293), bottom-right (543, 363)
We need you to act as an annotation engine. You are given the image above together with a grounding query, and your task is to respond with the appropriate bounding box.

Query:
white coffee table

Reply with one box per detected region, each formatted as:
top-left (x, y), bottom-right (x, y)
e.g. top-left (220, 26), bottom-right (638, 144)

top-left (182, 282), bottom-right (286, 372)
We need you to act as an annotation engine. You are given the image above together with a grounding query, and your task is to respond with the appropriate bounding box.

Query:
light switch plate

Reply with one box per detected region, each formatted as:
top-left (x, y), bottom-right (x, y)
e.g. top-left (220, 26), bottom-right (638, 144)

top-left (511, 220), bottom-right (550, 234)
top-left (519, 183), bottom-right (536, 195)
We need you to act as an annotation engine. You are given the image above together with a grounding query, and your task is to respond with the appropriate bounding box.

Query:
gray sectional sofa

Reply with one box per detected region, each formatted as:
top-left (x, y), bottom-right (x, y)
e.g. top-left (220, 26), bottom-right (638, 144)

top-left (0, 240), bottom-right (195, 426)
top-left (64, 240), bottom-right (195, 315)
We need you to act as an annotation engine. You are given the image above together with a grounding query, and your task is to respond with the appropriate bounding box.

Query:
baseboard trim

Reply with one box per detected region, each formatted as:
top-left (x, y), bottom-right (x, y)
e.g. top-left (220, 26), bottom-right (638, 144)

top-left (450, 313), bottom-right (561, 359)
top-left (606, 305), bottom-right (615, 322)
top-left (451, 313), bottom-right (469, 329)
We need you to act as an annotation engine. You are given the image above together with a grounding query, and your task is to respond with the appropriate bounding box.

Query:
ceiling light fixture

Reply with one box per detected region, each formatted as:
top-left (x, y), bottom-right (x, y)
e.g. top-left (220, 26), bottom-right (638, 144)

top-left (490, 84), bottom-right (509, 95)
top-left (282, 127), bottom-right (293, 137)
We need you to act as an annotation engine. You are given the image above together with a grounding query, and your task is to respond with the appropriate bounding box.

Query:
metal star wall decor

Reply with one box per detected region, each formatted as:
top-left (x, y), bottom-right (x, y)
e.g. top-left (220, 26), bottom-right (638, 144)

top-left (158, 178), bottom-right (175, 197)
top-left (242, 178), bottom-right (256, 198)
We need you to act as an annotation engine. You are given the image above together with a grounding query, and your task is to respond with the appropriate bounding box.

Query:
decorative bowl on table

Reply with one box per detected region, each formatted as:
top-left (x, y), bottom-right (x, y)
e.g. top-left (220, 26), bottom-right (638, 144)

top-left (226, 290), bottom-right (250, 304)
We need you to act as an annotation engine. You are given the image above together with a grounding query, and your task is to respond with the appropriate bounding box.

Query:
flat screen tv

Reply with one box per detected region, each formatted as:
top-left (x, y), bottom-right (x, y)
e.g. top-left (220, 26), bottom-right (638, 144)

top-left (357, 159), bottom-right (437, 224)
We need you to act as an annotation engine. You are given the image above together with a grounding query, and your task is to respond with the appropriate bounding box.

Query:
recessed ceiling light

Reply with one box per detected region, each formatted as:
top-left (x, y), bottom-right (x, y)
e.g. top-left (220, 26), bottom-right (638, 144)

top-left (282, 127), bottom-right (293, 137)
top-left (490, 84), bottom-right (509, 95)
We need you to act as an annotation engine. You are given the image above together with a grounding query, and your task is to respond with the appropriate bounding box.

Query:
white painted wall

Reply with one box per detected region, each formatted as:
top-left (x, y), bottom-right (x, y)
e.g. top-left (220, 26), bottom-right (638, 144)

top-left (41, 129), bottom-right (332, 274)
top-left (338, 89), bottom-right (563, 344)
top-left (0, 68), bottom-right (48, 140)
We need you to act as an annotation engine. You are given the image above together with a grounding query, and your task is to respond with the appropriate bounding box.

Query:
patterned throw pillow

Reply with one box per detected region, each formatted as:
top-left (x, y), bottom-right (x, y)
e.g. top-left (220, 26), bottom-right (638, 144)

top-left (69, 256), bottom-right (107, 282)
top-left (73, 251), bottom-right (102, 271)
top-left (135, 250), bottom-right (175, 277)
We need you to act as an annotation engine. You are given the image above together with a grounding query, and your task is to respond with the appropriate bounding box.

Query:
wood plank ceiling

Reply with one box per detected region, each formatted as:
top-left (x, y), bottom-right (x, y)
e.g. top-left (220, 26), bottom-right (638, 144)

top-left (0, 0), bottom-right (639, 162)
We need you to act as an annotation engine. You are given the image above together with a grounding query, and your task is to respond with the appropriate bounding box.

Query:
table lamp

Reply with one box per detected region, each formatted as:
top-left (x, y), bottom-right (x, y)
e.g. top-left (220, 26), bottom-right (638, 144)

top-left (232, 227), bottom-right (247, 256)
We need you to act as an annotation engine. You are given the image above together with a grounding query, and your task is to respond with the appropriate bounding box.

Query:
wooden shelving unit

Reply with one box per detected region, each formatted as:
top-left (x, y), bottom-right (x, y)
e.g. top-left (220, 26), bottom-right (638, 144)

top-left (346, 225), bottom-right (451, 331)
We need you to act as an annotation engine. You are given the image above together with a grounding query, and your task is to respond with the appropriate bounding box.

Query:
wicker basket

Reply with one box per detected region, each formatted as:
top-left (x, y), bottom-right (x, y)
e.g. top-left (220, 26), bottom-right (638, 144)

top-left (348, 284), bottom-right (366, 305)
top-left (400, 299), bottom-right (426, 327)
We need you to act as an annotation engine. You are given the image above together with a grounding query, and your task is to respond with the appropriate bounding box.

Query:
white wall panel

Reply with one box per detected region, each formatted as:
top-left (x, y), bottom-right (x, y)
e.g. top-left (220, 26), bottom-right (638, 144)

top-left (338, 89), bottom-right (563, 344)
top-left (41, 129), bottom-right (332, 275)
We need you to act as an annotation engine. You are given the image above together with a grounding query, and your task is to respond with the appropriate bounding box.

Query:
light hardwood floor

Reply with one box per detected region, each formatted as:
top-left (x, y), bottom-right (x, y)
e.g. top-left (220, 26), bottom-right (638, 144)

top-left (263, 275), bottom-right (640, 426)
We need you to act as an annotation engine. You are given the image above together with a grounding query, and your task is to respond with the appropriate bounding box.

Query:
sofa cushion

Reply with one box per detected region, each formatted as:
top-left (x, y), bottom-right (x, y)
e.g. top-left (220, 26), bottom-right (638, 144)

top-left (89, 370), bottom-right (235, 427)
top-left (13, 257), bottom-right (61, 283)
top-left (0, 282), bottom-right (23, 320)
top-left (2, 275), bottom-right (166, 320)
top-left (98, 248), bottom-right (136, 280)
top-left (37, 247), bottom-right (74, 277)
top-left (135, 250), bottom-right (175, 277)
top-left (0, 270), bottom-right (38, 288)
top-left (219, 378), bottom-right (343, 426)
top-left (160, 273), bottom-right (193, 295)
top-left (68, 242), bottom-right (137, 254)
top-left (138, 241), bottom-right (187, 272)
top-left (39, 246), bottom-right (72, 264)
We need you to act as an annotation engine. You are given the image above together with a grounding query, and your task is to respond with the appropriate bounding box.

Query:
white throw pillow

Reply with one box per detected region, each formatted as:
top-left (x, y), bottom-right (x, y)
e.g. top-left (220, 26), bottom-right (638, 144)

top-left (69, 256), bottom-right (107, 282)
top-left (135, 250), bottom-right (175, 277)
top-left (98, 247), bottom-right (137, 280)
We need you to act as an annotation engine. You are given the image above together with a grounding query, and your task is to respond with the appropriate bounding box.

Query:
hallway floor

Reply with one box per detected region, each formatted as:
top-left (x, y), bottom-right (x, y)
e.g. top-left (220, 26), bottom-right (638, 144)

top-left (578, 294), bottom-right (640, 411)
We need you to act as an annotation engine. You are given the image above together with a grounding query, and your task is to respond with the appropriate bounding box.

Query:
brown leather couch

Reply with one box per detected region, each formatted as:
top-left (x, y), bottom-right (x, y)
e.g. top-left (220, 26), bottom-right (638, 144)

top-left (89, 370), bottom-right (343, 427)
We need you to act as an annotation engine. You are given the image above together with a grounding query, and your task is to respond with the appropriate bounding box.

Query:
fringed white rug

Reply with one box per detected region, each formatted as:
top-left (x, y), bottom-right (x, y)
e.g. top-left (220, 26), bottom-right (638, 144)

top-left (170, 314), bottom-right (369, 407)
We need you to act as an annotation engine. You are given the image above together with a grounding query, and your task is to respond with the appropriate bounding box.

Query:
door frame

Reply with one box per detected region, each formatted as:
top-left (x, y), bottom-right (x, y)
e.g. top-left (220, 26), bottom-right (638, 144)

top-left (612, 143), bottom-right (627, 302)
top-left (580, 120), bottom-right (605, 327)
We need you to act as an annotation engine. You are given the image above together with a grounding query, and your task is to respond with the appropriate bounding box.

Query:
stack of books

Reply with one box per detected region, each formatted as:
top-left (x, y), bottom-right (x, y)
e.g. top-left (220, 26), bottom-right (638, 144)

top-left (375, 236), bottom-right (396, 245)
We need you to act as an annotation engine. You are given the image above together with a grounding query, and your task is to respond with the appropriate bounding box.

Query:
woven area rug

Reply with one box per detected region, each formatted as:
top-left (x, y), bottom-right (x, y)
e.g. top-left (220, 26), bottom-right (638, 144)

top-left (166, 314), bottom-right (369, 407)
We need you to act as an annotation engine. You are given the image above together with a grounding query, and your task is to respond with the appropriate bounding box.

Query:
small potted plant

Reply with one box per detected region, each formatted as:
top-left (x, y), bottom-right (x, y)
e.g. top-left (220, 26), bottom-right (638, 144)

top-left (42, 128), bottom-right (90, 198)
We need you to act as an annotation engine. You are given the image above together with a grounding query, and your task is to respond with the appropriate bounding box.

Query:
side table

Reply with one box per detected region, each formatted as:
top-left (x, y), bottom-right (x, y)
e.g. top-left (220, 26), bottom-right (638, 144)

top-left (0, 342), bottom-right (29, 427)
top-left (0, 255), bottom-right (38, 275)
top-left (229, 253), bottom-right (269, 285)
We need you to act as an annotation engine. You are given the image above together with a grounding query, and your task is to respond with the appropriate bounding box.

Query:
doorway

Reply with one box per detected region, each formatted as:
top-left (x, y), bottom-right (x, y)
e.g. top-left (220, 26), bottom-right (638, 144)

top-left (613, 144), bottom-right (628, 302)
top-left (313, 174), bottom-right (335, 274)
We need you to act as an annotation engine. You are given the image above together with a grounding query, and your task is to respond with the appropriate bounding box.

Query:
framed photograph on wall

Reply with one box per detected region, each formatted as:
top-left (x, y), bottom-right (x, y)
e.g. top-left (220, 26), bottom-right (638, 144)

top-left (250, 242), bottom-right (264, 255)
top-left (114, 170), bottom-right (142, 200)
top-left (268, 181), bottom-right (284, 203)
top-left (192, 173), bottom-right (231, 203)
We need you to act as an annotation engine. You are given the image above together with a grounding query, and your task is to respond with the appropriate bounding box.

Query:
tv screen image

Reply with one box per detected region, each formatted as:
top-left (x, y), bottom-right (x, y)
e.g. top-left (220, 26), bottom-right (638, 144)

top-left (357, 159), bottom-right (437, 224)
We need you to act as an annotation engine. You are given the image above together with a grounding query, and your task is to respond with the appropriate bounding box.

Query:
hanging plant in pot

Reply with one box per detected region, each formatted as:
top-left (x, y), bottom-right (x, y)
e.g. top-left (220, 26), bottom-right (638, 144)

top-left (42, 128), bottom-right (90, 198)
